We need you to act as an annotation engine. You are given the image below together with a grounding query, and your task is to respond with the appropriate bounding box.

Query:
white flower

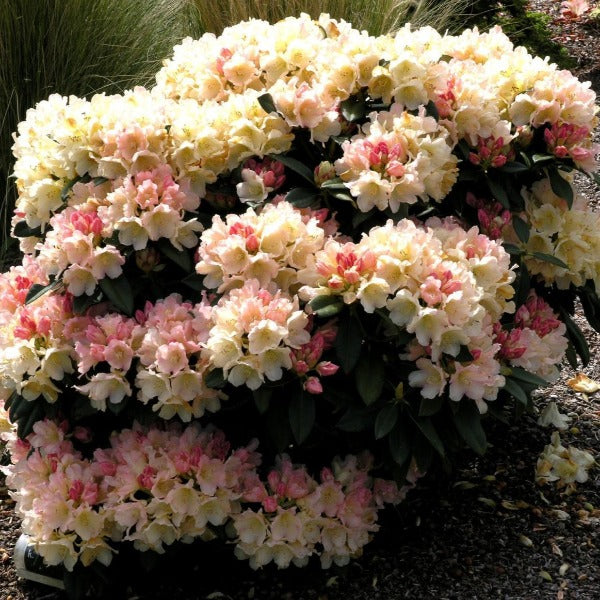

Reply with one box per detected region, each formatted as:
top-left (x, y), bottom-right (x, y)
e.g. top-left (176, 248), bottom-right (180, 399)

top-left (537, 401), bottom-right (571, 430)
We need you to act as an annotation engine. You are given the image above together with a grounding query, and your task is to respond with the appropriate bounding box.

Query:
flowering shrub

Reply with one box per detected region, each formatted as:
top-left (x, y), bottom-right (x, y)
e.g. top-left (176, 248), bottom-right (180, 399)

top-left (1, 14), bottom-right (600, 583)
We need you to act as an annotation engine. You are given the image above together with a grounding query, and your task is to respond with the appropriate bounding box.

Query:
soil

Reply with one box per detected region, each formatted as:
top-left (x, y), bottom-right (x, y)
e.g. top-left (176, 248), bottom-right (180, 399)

top-left (1, 3), bottom-right (600, 599)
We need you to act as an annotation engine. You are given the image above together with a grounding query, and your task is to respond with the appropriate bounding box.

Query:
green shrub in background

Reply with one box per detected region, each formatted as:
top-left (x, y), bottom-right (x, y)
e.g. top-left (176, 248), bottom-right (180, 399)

top-left (0, 0), bottom-right (198, 265)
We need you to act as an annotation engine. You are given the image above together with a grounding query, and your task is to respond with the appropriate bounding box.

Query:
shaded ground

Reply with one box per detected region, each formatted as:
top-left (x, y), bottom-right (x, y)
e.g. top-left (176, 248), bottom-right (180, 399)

top-left (1, 3), bottom-right (600, 599)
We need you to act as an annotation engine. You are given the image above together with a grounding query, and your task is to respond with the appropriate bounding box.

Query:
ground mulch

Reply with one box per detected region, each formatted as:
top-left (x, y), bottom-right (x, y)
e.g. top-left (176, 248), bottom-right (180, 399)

top-left (2, 2), bottom-right (600, 599)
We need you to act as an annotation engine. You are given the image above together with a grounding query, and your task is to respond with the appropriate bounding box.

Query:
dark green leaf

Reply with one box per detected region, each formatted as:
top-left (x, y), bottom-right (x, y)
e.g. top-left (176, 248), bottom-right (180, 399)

top-left (424, 100), bottom-right (439, 121)
top-left (512, 216), bottom-right (530, 244)
top-left (340, 96), bottom-right (367, 122)
top-left (205, 368), bottom-right (227, 389)
top-left (309, 295), bottom-right (344, 318)
top-left (455, 346), bottom-right (474, 363)
top-left (388, 421), bottom-right (411, 466)
top-left (548, 167), bottom-right (573, 208)
top-left (92, 176), bottom-right (109, 186)
top-left (560, 310), bottom-right (590, 365)
top-left (182, 273), bottom-right (205, 291)
top-left (503, 243), bottom-right (524, 256)
top-left (3, 391), bottom-right (17, 412)
top-left (266, 400), bottom-right (293, 452)
top-left (530, 252), bottom-right (569, 270)
top-left (514, 263), bottom-right (531, 306)
top-left (531, 153), bottom-right (554, 166)
top-left (453, 401), bottom-right (487, 455)
top-left (418, 395), bottom-right (444, 417)
top-left (329, 191), bottom-right (354, 202)
top-left (409, 413), bottom-right (445, 457)
top-left (499, 161), bottom-right (529, 174)
top-left (565, 342), bottom-right (578, 369)
top-left (319, 177), bottom-right (347, 190)
top-left (289, 391), bottom-right (315, 444)
top-left (253, 388), bottom-right (272, 414)
top-left (73, 292), bottom-right (100, 315)
top-left (157, 240), bottom-right (193, 272)
top-left (99, 275), bottom-right (134, 315)
top-left (503, 377), bottom-right (529, 406)
top-left (8, 394), bottom-right (26, 423)
top-left (257, 93), bottom-right (278, 115)
top-left (335, 316), bottom-right (363, 373)
top-left (413, 433), bottom-right (434, 472)
top-left (355, 352), bottom-right (385, 405)
top-left (352, 209), bottom-right (376, 228)
top-left (25, 280), bottom-right (60, 304)
top-left (487, 176), bottom-right (509, 209)
top-left (269, 154), bottom-right (314, 184)
top-left (337, 406), bottom-right (371, 432)
top-left (108, 399), bottom-right (128, 415)
top-left (508, 367), bottom-right (548, 387)
top-left (375, 403), bottom-right (398, 439)
top-left (285, 187), bottom-right (319, 208)
top-left (17, 402), bottom-right (45, 439)
top-left (13, 220), bottom-right (42, 238)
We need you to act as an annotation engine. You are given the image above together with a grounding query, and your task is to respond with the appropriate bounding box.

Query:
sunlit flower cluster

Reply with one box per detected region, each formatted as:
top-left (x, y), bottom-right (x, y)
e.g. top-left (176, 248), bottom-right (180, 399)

top-left (195, 201), bottom-right (326, 293)
top-left (520, 177), bottom-right (600, 289)
top-left (334, 104), bottom-right (458, 211)
top-left (3, 420), bottom-right (401, 571)
top-left (495, 292), bottom-right (568, 382)
top-left (233, 453), bottom-right (406, 569)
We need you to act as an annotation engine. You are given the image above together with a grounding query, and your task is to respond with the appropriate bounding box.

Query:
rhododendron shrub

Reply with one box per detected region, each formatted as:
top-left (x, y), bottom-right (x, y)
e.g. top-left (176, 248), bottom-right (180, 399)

top-left (1, 14), bottom-right (600, 580)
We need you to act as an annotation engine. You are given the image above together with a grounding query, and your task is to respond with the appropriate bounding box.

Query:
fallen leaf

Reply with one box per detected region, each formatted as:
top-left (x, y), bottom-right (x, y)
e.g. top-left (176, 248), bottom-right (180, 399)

top-left (477, 497), bottom-right (496, 508)
top-left (567, 373), bottom-right (600, 394)
top-left (519, 534), bottom-right (534, 547)
top-left (559, 563), bottom-right (570, 576)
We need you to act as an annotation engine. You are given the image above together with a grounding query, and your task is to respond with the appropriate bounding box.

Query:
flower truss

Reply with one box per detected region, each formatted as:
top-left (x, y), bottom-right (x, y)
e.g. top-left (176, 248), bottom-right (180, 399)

top-left (1, 14), bottom-right (600, 579)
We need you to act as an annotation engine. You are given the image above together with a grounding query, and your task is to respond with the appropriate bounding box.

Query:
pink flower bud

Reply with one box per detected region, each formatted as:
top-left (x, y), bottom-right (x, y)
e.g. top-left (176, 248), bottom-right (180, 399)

top-left (304, 376), bottom-right (323, 394)
top-left (316, 361), bottom-right (339, 377)
top-left (262, 496), bottom-right (278, 513)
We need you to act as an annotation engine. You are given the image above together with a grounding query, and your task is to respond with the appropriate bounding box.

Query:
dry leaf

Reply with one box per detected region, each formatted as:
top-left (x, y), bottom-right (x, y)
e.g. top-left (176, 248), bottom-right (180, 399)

top-left (540, 570), bottom-right (553, 582)
top-left (559, 563), bottom-right (570, 576)
top-left (550, 541), bottom-right (563, 557)
top-left (519, 534), bottom-right (534, 547)
top-left (477, 497), bottom-right (496, 508)
top-left (567, 373), bottom-right (600, 394)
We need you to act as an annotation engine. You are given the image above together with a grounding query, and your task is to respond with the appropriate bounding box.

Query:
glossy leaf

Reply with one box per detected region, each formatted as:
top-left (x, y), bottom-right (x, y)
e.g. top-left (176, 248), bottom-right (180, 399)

top-left (512, 216), bottom-right (530, 244)
top-left (355, 353), bottom-right (385, 405)
top-left (285, 187), bottom-right (320, 208)
top-left (453, 401), bottom-right (487, 455)
top-left (374, 403), bottom-right (398, 439)
top-left (157, 239), bottom-right (193, 272)
top-left (257, 93), bottom-right (277, 115)
top-left (335, 316), bottom-right (363, 373)
top-left (530, 252), bottom-right (569, 269)
top-left (25, 280), bottom-right (60, 305)
top-left (289, 391), bottom-right (315, 444)
top-left (503, 377), bottom-right (529, 406)
top-left (270, 153), bottom-right (314, 184)
top-left (99, 275), bottom-right (134, 315)
top-left (418, 395), bottom-right (443, 417)
top-left (548, 167), bottom-right (573, 208)
top-left (388, 421), bottom-right (411, 466)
